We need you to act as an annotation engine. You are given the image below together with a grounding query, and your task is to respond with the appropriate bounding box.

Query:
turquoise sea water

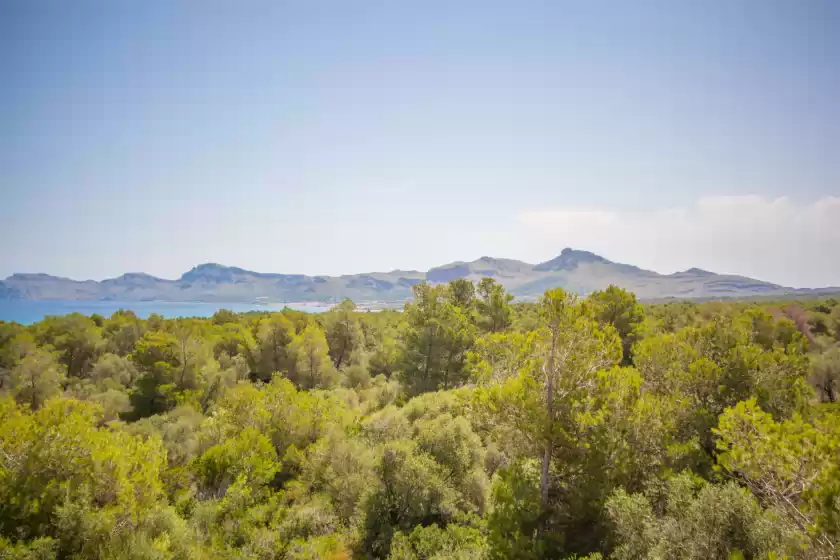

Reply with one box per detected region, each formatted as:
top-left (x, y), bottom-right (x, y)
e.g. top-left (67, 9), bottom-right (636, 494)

top-left (0, 300), bottom-right (331, 325)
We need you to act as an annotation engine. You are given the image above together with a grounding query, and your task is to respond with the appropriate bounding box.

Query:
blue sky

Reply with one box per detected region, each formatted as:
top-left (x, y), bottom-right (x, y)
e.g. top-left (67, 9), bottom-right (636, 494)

top-left (2, 0), bottom-right (838, 286)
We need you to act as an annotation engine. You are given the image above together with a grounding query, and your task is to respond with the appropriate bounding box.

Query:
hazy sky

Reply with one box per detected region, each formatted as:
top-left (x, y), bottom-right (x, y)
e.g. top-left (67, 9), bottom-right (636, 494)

top-left (2, 0), bottom-right (838, 287)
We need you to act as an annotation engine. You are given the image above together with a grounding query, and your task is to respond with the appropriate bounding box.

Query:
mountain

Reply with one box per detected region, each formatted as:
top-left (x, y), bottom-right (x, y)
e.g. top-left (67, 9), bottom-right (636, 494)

top-left (2, 249), bottom-right (836, 303)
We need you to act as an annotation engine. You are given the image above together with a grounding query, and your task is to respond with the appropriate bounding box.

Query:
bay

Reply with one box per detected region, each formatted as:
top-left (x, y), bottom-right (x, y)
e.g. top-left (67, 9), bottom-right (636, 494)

top-left (0, 300), bottom-right (331, 325)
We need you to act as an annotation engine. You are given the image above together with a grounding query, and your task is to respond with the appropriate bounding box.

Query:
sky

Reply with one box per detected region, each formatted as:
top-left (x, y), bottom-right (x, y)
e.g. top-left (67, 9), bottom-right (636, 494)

top-left (1, 0), bottom-right (838, 287)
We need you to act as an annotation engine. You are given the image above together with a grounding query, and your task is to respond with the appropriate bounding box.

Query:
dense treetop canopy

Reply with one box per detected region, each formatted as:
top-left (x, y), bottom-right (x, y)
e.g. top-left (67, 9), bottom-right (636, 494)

top-left (1, 282), bottom-right (839, 559)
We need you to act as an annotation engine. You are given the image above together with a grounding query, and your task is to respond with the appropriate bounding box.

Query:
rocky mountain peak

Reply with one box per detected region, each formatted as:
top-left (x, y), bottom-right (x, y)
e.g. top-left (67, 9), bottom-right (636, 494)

top-left (533, 248), bottom-right (612, 272)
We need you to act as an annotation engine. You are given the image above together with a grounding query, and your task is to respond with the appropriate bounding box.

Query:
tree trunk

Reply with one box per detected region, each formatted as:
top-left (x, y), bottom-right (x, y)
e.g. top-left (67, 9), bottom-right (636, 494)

top-left (443, 347), bottom-right (457, 390)
top-left (67, 348), bottom-right (76, 378)
top-left (422, 328), bottom-right (435, 391)
top-left (334, 326), bottom-right (347, 369)
top-left (540, 325), bottom-right (558, 508)
top-left (309, 349), bottom-right (317, 389)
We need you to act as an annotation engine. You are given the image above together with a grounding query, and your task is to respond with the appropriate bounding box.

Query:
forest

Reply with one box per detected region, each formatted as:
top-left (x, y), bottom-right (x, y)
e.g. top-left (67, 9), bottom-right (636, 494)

top-left (0, 279), bottom-right (839, 559)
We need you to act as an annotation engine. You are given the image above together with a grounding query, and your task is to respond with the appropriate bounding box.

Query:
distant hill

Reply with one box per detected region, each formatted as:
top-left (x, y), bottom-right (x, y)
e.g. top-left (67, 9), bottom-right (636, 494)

top-left (2, 248), bottom-right (837, 303)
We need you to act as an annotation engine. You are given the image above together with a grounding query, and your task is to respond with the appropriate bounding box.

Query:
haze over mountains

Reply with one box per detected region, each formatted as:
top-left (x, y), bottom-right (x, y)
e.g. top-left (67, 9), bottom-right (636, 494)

top-left (1, 249), bottom-right (836, 304)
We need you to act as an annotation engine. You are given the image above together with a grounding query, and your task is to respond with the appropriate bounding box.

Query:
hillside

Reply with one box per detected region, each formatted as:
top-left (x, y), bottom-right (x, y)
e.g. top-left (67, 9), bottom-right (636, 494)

top-left (2, 248), bottom-right (835, 303)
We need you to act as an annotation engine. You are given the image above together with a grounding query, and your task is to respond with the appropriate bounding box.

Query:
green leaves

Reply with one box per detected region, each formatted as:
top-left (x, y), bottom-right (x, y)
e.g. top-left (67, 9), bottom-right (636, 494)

top-left (400, 283), bottom-right (477, 396)
top-left (588, 285), bottom-right (644, 365)
top-left (289, 324), bottom-right (338, 390)
top-left (715, 399), bottom-right (840, 550)
top-left (194, 427), bottom-right (279, 497)
top-left (2, 293), bottom-right (839, 558)
top-left (255, 313), bottom-right (296, 380)
top-left (606, 472), bottom-right (790, 560)
top-left (390, 522), bottom-right (488, 559)
top-left (810, 347), bottom-right (840, 403)
top-left (6, 349), bottom-right (65, 409)
top-left (323, 299), bottom-right (365, 371)
top-left (486, 460), bottom-right (545, 559)
top-left (467, 331), bottom-right (537, 386)
top-left (476, 278), bottom-right (513, 334)
top-left (363, 440), bottom-right (461, 557)
top-left (32, 313), bottom-right (102, 379)
top-left (0, 397), bottom-right (166, 553)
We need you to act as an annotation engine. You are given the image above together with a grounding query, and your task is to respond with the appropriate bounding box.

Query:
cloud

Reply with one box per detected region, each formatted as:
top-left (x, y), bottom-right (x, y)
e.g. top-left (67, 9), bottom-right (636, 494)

top-left (518, 196), bottom-right (840, 288)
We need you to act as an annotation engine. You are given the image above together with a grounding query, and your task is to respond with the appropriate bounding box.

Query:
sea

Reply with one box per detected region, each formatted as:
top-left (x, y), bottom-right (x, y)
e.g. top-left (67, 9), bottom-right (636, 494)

top-left (0, 300), bottom-right (331, 325)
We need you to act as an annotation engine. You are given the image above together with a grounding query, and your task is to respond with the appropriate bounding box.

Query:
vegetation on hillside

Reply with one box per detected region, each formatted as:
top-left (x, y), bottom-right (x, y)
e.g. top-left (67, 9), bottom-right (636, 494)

top-left (1, 281), bottom-right (839, 559)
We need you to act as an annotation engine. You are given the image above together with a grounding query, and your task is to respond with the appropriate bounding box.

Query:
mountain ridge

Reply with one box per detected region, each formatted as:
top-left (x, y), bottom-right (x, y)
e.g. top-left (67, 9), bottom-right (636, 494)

top-left (2, 249), bottom-right (836, 303)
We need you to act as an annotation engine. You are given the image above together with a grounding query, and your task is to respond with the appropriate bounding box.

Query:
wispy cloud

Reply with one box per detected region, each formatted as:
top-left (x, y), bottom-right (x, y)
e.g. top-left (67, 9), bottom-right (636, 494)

top-left (519, 196), bottom-right (840, 287)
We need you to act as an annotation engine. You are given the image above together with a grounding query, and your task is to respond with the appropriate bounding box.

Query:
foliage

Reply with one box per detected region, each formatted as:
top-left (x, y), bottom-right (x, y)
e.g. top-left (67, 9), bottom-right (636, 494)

top-left (715, 399), bottom-right (840, 552)
top-left (399, 283), bottom-right (475, 396)
top-left (588, 285), bottom-right (644, 365)
top-left (6, 349), bottom-right (66, 409)
top-left (289, 324), bottom-right (338, 389)
top-left (810, 347), bottom-right (840, 403)
top-left (0, 291), bottom-right (838, 558)
top-left (606, 472), bottom-right (796, 559)
top-left (389, 522), bottom-right (487, 559)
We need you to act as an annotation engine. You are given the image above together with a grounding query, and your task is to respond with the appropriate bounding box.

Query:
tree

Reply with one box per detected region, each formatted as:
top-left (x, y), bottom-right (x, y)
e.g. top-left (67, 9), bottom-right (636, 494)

top-left (102, 310), bottom-right (145, 356)
top-left (486, 460), bottom-right (545, 559)
top-left (323, 299), bottom-right (364, 369)
top-left (476, 278), bottom-right (513, 333)
top-left (362, 441), bottom-right (459, 557)
top-left (127, 404), bottom-right (204, 469)
top-left (289, 324), bottom-right (337, 389)
top-left (810, 347), bottom-right (840, 403)
top-left (208, 377), bottom-right (355, 458)
top-left (170, 319), bottom-right (214, 392)
top-left (401, 284), bottom-right (451, 395)
top-left (127, 322), bottom-right (218, 416)
top-left (467, 331), bottom-right (535, 386)
top-left (634, 313), bottom-right (811, 460)
top-left (714, 399), bottom-right (840, 553)
top-left (6, 348), bottom-right (66, 409)
top-left (474, 289), bottom-right (621, 556)
top-left (588, 285), bottom-right (644, 365)
top-left (90, 352), bottom-right (137, 388)
top-left (440, 304), bottom-right (477, 392)
top-left (129, 331), bottom-right (184, 417)
top-left (448, 278), bottom-right (476, 312)
top-left (33, 314), bottom-right (102, 378)
top-left (193, 427), bottom-right (279, 498)
top-left (400, 283), bottom-right (475, 396)
top-left (255, 314), bottom-right (296, 380)
top-left (0, 322), bottom-right (25, 375)
top-left (414, 412), bottom-right (488, 510)
top-left (364, 313), bottom-right (402, 378)
top-left (211, 308), bottom-right (238, 326)
top-left (390, 523), bottom-right (488, 559)
top-left (831, 306), bottom-right (840, 341)
top-left (0, 398), bottom-right (167, 555)
top-left (296, 433), bottom-right (377, 524)
top-left (606, 472), bottom-right (794, 559)
top-left (212, 321), bottom-right (256, 363)
top-left (535, 289), bottom-right (621, 508)
top-left (743, 307), bottom-right (777, 350)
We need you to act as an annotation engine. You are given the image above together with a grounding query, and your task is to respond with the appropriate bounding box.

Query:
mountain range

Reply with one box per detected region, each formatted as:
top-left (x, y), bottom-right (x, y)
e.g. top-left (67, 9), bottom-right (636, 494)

top-left (1, 249), bottom-right (836, 304)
